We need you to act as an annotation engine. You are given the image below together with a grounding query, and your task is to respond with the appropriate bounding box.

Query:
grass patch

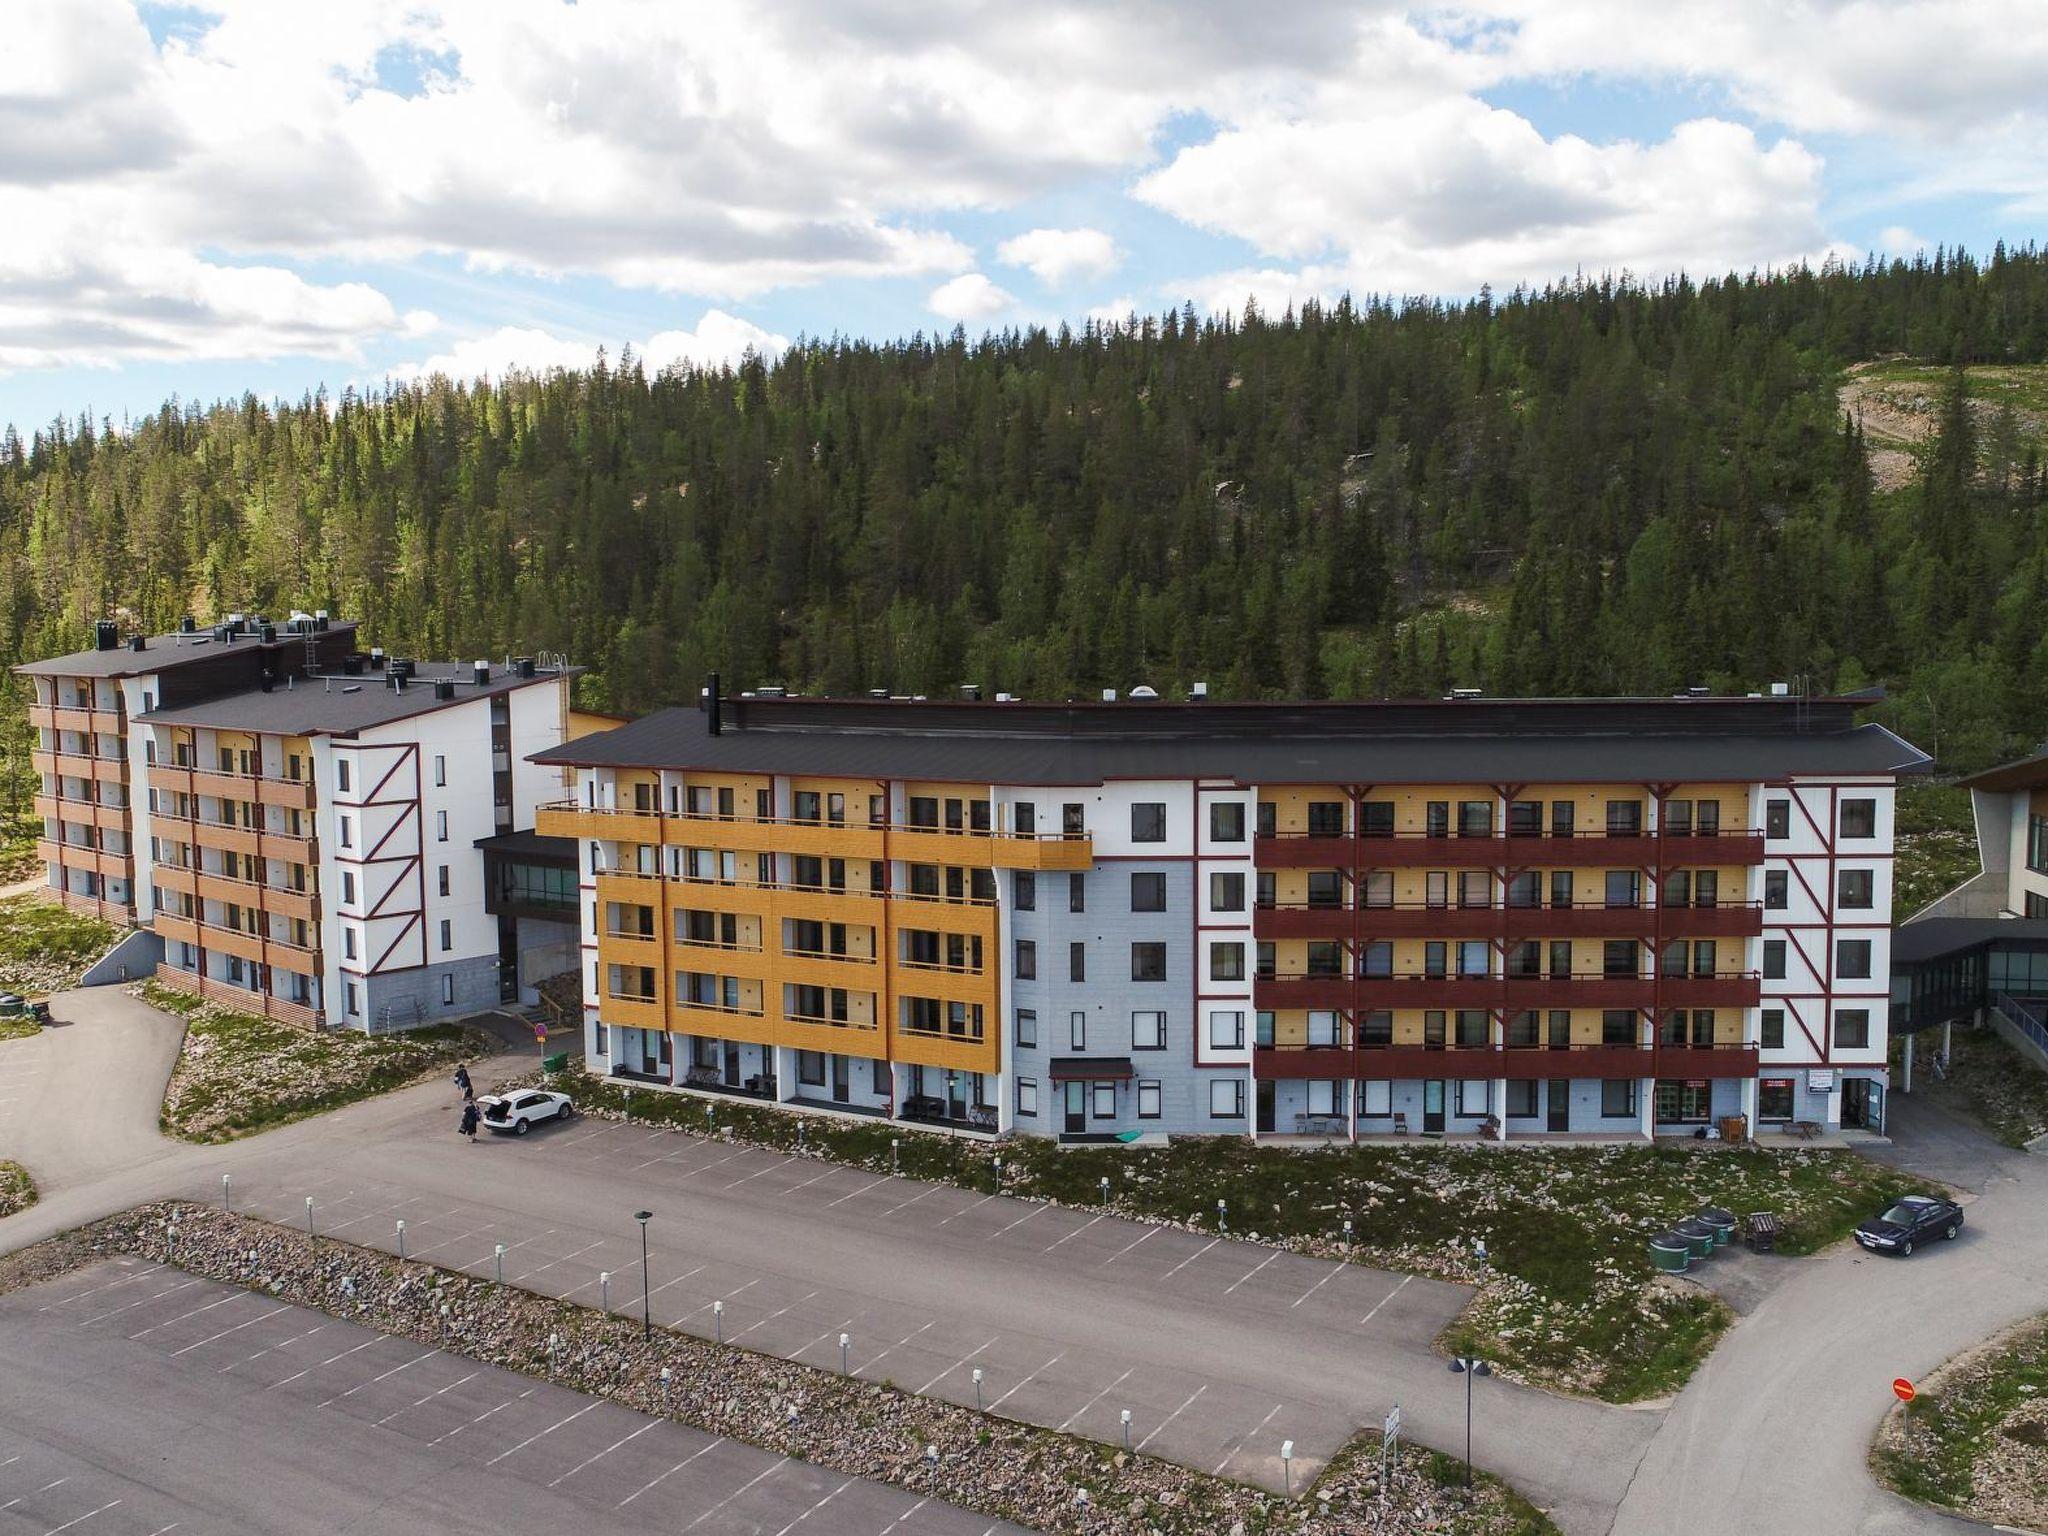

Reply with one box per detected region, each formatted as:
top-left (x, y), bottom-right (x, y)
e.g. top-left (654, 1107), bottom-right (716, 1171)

top-left (1899, 1019), bottom-right (2048, 1148)
top-left (1894, 782), bottom-right (1980, 920)
top-left (0, 894), bottom-right (122, 994)
top-left (148, 982), bottom-right (492, 1142)
top-left (1871, 1313), bottom-right (2048, 1528)
top-left (0, 1160), bottom-right (34, 1219)
top-left (545, 1071), bottom-right (1919, 1402)
top-left (0, 812), bottom-right (42, 885)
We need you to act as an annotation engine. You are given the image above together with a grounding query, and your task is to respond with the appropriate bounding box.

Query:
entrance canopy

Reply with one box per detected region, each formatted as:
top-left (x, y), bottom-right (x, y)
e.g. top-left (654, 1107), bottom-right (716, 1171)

top-left (1049, 1056), bottom-right (1134, 1081)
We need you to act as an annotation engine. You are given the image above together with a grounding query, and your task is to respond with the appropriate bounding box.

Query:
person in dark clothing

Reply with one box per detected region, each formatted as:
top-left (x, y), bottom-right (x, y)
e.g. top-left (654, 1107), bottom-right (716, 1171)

top-left (460, 1100), bottom-right (480, 1141)
top-left (453, 1064), bottom-right (472, 1100)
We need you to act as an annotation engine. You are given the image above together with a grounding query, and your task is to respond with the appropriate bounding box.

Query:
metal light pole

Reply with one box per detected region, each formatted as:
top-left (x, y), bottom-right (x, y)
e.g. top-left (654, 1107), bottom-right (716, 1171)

top-left (635, 1210), bottom-right (654, 1340)
top-left (1447, 1357), bottom-right (1491, 1487)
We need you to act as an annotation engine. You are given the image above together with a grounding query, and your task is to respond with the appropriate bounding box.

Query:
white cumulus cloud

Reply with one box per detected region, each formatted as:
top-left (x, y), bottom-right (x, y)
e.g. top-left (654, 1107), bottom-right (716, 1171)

top-left (997, 227), bottom-right (1122, 286)
top-left (388, 311), bottom-right (790, 384)
top-left (928, 273), bottom-right (1016, 323)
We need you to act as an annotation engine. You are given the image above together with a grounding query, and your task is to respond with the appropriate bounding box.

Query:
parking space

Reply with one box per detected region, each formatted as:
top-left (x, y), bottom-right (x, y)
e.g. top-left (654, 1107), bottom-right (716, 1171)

top-left (196, 1110), bottom-right (1469, 1494)
top-left (0, 1258), bottom-right (1024, 1536)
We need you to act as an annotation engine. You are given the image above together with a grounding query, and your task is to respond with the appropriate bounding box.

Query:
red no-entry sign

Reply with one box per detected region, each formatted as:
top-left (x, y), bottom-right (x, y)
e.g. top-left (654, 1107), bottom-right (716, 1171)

top-left (1893, 1378), bottom-right (1916, 1402)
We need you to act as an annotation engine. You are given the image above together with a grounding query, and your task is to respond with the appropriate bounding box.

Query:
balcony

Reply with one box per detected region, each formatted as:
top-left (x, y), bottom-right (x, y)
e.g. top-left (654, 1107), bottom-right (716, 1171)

top-left (1255, 969), bottom-right (1762, 1011)
top-left (36, 840), bottom-right (131, 879)
top-left (1505, 828), bottom-right (1766, 866)
top-left (778, 1012), bottom-right (881, 1056)
top-left (1255, 1040), bottom-right (1662, 1081)
top-left (1653, 1041), bottom-right (1762, 1078)
top-left (34, 749), bottom-right (125, 786)
top-left (893, 1023), bottom-right (999, 1074)
top-left (1255, 828), bottom-right (1768, 869)
top-left (537, 800), bottom-right (664, 841)
top-left (35, 794), bottom-right (128, 832)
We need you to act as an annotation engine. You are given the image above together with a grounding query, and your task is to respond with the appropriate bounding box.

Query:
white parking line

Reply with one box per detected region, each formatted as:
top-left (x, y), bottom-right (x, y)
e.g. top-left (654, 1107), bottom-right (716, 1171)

top-left (987, 1351), bottom-right (1063, 1410)
top-left (792, 1315), bottom-right (859, 1362)
top-left (986, 1203), bottom-right (1049, 1239)
top-left (723, 1155), bottom-right (798, 1190)
top-left (1212, 1402), bottom-right (1286, 1474)
top-left (934, 1193), bottom-right (999, 1227)
top-left (41, 1496), bottom-right (120, 1533)
top-left (822, 1174), bottom-right (892, 1209)
top-left (1135, 1384), bottom-right (1207, 1452)
top-left (267, 1336), bottom-right (382, 1390)
top-left (777, 1165), bottom-right (842, 1198)
top-left (1157, 1238), bottom-right (1219, 1282)
top-left (318, 1347), bottom-right (440, 1406)
top-left (432, 1385), bottom-right (538, 1444)
top-left (728, 1291), bottom-right (819, 1342)
top-left (0, 1477), bottom-right (66, 1512)
top-left (1097, 1227), bottom-right (1160, 1266)
top-left (872, 1184), bottom-right (947, 1219)
top-left (37, 1268), bottom-right (155, 1310)
top-left (221, 1320), bottom-right (327, 1373)
top-left (1357, 1273), bottom-right (1412, 1328)
top-left (915, 1335), bottom-right (999, 1395)
top-left (76, 1278), bottom-right (204, 1327)
top-left (683, 1458), bottom-right (789, 1530)
top-left (675, 1277), bottom-right (757, 1325)
top-left (772, 1475), bottom-right (853, 1535)
top-left (1289, 1264), bottom-right (1345, 1309)
top-left (1041, 1214), bottom-right (1104, 1253)
top-left (129, 1292), bottom-right (250, 1339)
top-left (852, 1321), bottom-right (933, 1374)
top-left (485, 1400), bottom-right (603, 1465)
top-left (1056, 1366), bottom-right (1133, 1431)
top-left (513, 1238), bottom-right (608, 1283)
top-left (1221, 1250), bottom-right (1284, 1295)
top-left (675, 1148), bottom-right (757, 1180)
top-left (376, 1368), bottom-right (482, 1425)
top-left (548, 1419), bottom-right (662, 1486)
top-left (876, 1498), bottom-right (929, 1534)
top-left (169, 1302), bottom-right (293, 1356)
top-left (617, 1436), bottom-right (727, 1506)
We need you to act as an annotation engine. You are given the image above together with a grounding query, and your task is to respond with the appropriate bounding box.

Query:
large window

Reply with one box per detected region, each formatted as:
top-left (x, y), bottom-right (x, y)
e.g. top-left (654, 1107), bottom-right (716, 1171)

top-left (1834, 1009), bottom-right (1871, 1049)
top-left (1210, 802), bottom-right (1245, 842)
top-left (2030, 816), bottom-right (2048, 874)
top-left (1016, 1009), bottom-right (1037, 1048)
top-left (1839, 798), bottom-right (1876, 839)
top-left (1758, 1078), bottom-right (1795, 1120)
top-left (1456, 1079), bottom-right (1491, 1116)
top-left (1210, 1078), bottom-right (1245, 1119)
top-left (1132, 1011), bottom-right (1167, 1050)
top-left (1763, 940), bottom-right (1787, 979)
top-left (1760, 1008), bottom-right (1786, 1050)
top-left (1764, 870), bottom-right (1788, 910)
top-left (1765, 799), bottom-right (1790, 840)
top-left (1210, 871), bottom-right (1245, 911)
top-left (1837, 938), bottom-right (1873, 979)
top-left (1131, 803), bottom-right (1167, 842)
top-left (1210, 942), bottom-right (1245, 981)
top-left (1600, 1079), bottom-right (1637, 1118)
top-left (1016, 1079), bottom-right (1038, 1117)
top-left (1503, 1080), bottom-right (1538, 1118)
top-left (1654, 1080), bottom-right (1711, 1123)
top-left (1014, 871), bottom-right (1036, 911)
top-left (1132, 942), bottom-right (1168, 981)
top-left (1837, 869), bottom-right (1874, 909)
top-left (497, 860), bottom-right (577, 912)
top-left (1208, 1010), bottom-right (1245, 1049)
top-left (1131, 872), bottom-right (1167, 912)
top-left (1014, 939), bottom-right (1036, 979)
top-left (1137, 1082), bottom-right (1161, 1119)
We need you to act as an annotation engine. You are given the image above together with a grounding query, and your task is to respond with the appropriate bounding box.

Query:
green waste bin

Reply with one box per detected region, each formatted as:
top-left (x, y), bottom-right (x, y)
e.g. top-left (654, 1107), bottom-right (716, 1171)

top-left (542, 1051), bottom-right (570, 1074)
top-left (1649, 1231), bottom-right (1691, 1273)
top-left (1675, 1218), bottom-right (1717, 1259)
top-left (1697, 1208), bottom-right (1737, 1248)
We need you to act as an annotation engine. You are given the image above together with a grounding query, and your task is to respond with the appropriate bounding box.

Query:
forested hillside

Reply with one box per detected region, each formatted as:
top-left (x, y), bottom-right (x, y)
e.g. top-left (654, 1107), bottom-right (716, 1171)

top-left (5, 244), bottom-right (2048, 795)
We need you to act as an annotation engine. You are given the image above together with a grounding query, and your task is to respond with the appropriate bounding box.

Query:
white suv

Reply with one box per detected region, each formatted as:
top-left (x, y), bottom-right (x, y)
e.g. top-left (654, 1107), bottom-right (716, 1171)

top-left (477, 1088), bottom-right (575, 1135)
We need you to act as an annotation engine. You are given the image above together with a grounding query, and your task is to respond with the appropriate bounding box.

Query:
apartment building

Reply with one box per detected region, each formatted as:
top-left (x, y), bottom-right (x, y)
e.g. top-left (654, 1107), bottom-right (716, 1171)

top-left (536, 684), bottom-right (1927, 1141)
top-left (19, 616), bottom-right (576, 1030)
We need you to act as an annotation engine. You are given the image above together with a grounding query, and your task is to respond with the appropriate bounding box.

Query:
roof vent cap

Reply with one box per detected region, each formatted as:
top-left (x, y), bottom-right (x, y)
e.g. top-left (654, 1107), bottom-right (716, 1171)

top-left (1101, 688), bottom-right (1118, 703)
top-left (128, 634), bottom-right (146, 652)
top-left (1769, 681), bottom-right (1790, 697)
top-left (1189, 681), bottom-right (1208, 701)
top-left (1128, 684), bottom-right (1159, 700)
top-left (960, 684), bottom-right (982, 701)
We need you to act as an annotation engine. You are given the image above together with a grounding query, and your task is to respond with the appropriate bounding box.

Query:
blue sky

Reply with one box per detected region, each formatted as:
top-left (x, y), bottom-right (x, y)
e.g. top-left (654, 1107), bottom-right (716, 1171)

top-left (5, 0), bottom-right (2042, 437)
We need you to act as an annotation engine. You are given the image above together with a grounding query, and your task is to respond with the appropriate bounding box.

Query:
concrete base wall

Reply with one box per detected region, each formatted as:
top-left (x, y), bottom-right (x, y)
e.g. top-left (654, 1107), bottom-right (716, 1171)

top-left (80, 928), bottom-right (163, 987)
top-left (358, 953), bottom-right (502, 1034)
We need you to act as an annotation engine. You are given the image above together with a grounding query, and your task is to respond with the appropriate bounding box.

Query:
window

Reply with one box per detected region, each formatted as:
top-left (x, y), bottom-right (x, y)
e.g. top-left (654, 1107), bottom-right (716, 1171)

top-left (1604, 870), bottom-right (1640, 908)
top-left (1131, 872), bottom-right (1167, 911)
top-left (593, 1023), bottom-right (607, 1057)
top-left (1600, 1079), bottom-right (1637, 1118)
top-left (1456, 1079), bottom-right (1491, 1116)
top-left (1605, 799), bottom-right (1643, 834)
top-left (433, 754), bottom-right (446, 787)
top-left (1014, 940), bottom-right (1036, 980)
top-left (1070, 942), bottom-right (1087, 982)
top-left (1210, 942), bottom-right (1245, 982)
top-left (798, 1051), bottom-right (826, 1087)
top-left (1361, 871), bottom-right (1394, 908)
top-left (345, 981), bottom-right (360, 1016)
top-left (1601, 1010), bottom-right (1636, 1045)
top-left (1132, 1011), bottom-right (1167, 1050)
top-left (436, 809), bottom-right (449, 842)
top-left (1503, 1081), bottom-right (1537, 1118)
top-left (1834, 1009), bottom-right (1871, 1049)
top-left (1070, 1011), bottom-right (1086, 1049)
top-left (1358, 941), bottom-right (1394, 978)
top-left (1358, 1079), bottom-right (1393, 1116)
top-left (339, 814), bottom-right (353, 849)
top-left (1763, 940), bottom-right (1786, 979)
top-left (1210, 1077), bottom-right (1245, 1119)
top-left (1092, 1082), bottom-right (1117, 1118)
top-left (1208, 1010), bottom-right (1245, 1050)
top-left (1425, 801), bottom-right (1449, 837)
top-left (1131, 802), bottom-right (1166, 842)
top-left (1837, 938), bottom-right (1873, 979)
top-left (1069, 872), bottom-right (1087, 912)
top-left (1015, 872), bottom-right (1036, 911)
top-left (1758, 1079), bottom-right (1794, 1120)
top-left (1210, 801), bottom-right (1244, 842)
top-left (1209, 871), bottom-right (1245, 911)
top-left (441, 974), bottom-right (454, 1005)
top-left (439, 918), bottom-right (452, 952)
top-left (1761, 1008), bottom-right (1786, 1049)
top-left (1765, 799), bottom-right (1790, 840)
top-left (337, 758), bottom-right (351, 793)
top-left (1307, 801), bottom-right (1346, 836)
top-left (1839, 798), bottom-right (1876, 839)
top-left (1764, 869), bottom-right (1788, 909)
top-left (1131, 942), bottom-right (1167, 981)
top-left (1063, 803), bottom-right (1085, 837)
top-left (2031, 816), bottom-right (2048, 875)
top-left (1016, 1009), bottom-right (1037, 1048)
top-left (341, 871), bottom-right (357, 905)
top-left (438, 864), bottom-right (451, 898)
top-left (343, 927), bottom-right (358, 960)
top-left (1837, 869), bottom-right (1874, 909)
top-left (1016, 1079), bottom-right (1039, 1116)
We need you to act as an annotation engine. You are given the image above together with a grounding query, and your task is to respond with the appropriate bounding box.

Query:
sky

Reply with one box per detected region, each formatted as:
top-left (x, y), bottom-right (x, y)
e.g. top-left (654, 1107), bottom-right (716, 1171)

top-left (2, 0), bottom-right (2044, 435)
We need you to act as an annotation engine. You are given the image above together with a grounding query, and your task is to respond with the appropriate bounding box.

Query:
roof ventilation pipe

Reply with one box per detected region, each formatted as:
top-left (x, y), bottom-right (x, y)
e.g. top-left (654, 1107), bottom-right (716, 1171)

top-left (1128, 684), bottom-right (1158, 700)
top-left (93, 620), bottom-right (119, 651)
top-left (1189, 681), bottom-right (1208, 701)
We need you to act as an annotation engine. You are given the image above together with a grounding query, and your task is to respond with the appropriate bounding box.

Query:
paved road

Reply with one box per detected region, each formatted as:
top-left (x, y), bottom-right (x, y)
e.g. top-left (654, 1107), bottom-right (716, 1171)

top-left (0, 1256), bottom-right (1023, 1536)
top-left (1611, 1092), bottom-right (2045, 1536)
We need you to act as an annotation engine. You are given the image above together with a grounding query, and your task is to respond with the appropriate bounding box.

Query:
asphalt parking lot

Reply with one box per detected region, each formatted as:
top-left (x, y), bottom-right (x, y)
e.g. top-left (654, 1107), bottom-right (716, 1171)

top-left (212, 1113), bottom-right (1468, 1490)
top-left (0, 1257), bottom-right (1027, 1536)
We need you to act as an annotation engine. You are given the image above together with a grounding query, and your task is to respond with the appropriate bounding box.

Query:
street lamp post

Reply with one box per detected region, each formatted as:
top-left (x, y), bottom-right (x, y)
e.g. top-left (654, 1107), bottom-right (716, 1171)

top-left (635, 1210), bottom-right (654, 1340)
top-left (1447, 1357), bottom-right (1492, 1487)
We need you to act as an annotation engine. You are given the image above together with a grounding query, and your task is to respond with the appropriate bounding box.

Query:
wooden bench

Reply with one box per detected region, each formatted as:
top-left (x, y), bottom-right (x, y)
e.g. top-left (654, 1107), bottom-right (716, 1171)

top-left (1746, 1211), bottom-right (1782, 1253)
top-left (1786, 1119), bottom-right (1822, 1142)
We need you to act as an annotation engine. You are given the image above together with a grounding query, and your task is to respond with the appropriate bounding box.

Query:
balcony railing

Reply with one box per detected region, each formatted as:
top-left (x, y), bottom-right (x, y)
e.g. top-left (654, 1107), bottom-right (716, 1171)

top-left (1254, 899), bottom-right (1763, 940)
top-left (1253, 1038), bottom-right (1747, 1081)
top-left (1255, 969), bottom-right (1763, 1010)
top-left (1254, 828), bottom-right (1767, 869)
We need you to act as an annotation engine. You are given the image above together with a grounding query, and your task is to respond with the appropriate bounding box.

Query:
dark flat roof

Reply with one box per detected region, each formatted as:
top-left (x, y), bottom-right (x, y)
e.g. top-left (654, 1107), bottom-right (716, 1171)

top-left (14, 622), bottom-right (361, 679)
top-left (1957, 750), bottom-right (2048, 793)
top-left (474, 829), bottom-right (577, 864)
top-left (136, 662), bottom-right (572, 737)
top-left (1892, 916), bottom-right (2048, 966)
top-left (532, 692), bottom-right (1931, 786)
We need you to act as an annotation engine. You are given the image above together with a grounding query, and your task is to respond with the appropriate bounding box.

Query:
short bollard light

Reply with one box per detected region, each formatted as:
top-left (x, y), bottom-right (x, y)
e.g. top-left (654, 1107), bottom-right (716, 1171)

top-left (797, 1122), bottom-right (806, 1150)
top-left (600, 1271), bottom-right (611, 1312)
top-left (993, 1156), bottom-right (1003, 1181)
top-left (839, 1332), bottom-right (851, 1374)
top-left (395, 1219), bottom-right (406, 1259)
top-left (786, 1403), bottom-right (799, 1425)
top-left (221, 1173), bottom-right (231, 1212)
top-left (660, 1365), bottom-right (672, 1395)
top-left (549, 1331), bottom-right (561, 1358)
top-left (1343, 1217), bottom-right (1354, 1248)
top-left (972, 1367), bottom-right (985, 1411)
top-left (494, 1243), bottom-right (507, 1284)
top-left (891, 1138), bottom-right (901, 1175)
top-left (924, 1444), bottom-right (939, 1468)
top-left (305, 1195), bottom-right (316, 1237)
top-left (245, 1248), bottom-right (257, 1272)
top-left (1120, 1407), bottom-right (1132, 1450)
top-left (714, 1297), bottom-right (725, 1344)
top-left (439, 1302), bottom-right (451, 1338)
top-left (1217, 1197), bottom-right (1227, 1232)
top-left (1099, 1175), bottom-right (1110, 1203)
top-left (1074, 1489), bottom-right (1089, 1508)
top-left (1282, 1439), bottom-right (1295, 1494)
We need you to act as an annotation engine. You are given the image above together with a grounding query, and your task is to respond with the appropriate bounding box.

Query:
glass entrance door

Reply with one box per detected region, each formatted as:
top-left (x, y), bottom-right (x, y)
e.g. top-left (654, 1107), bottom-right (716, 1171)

top-left (1423, 1080), bottom-right (1446, 1133)
top-left (1064, 1081), bottom-right (1086, 1134)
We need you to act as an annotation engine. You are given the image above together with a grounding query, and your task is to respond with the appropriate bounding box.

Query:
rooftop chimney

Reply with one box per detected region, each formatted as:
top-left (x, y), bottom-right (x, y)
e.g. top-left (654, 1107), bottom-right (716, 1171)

top-left (473, 660), bottom-right (490, 685)
top-left (94, 620), bottom-right (119, 651)
top-left (1189, 681), bottom-right (1208, 701)
top-left (514, 657), bottom-right (535, 679)
top-left (433, 678), bottom-right (455, 700)
top-left (178, 615), bottom-right (196, 634)
top-left (1101, 688), bottom-right (1118, 703)
top-left (706, 672), bottom-right (722, 735)
top-left (127, 634), bottom-right (146, 653)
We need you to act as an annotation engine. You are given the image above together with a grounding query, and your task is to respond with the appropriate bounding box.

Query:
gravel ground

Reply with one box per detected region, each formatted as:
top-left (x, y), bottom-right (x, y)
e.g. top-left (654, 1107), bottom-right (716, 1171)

top-left (0, 1161), bottom-right (34, 1219)
top-left (1871, 1313), bottom-right (2048, 1529)
top-left (9, 1203), bottom-right (1553, 1536)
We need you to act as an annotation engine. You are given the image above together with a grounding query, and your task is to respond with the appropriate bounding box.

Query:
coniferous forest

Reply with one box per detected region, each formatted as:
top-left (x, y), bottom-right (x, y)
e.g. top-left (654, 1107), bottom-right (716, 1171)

top-left (5, 245), bottom-right (2048, 789)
